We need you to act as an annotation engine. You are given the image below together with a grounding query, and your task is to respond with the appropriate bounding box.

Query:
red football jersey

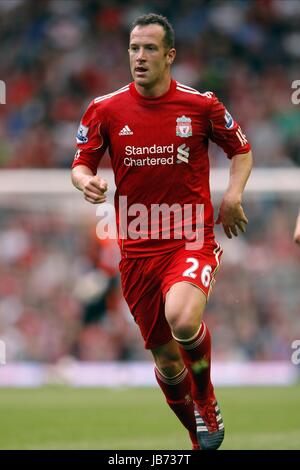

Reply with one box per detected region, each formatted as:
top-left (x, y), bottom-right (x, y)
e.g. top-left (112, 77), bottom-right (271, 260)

top-left (72, 80), bottom-right (251, 258)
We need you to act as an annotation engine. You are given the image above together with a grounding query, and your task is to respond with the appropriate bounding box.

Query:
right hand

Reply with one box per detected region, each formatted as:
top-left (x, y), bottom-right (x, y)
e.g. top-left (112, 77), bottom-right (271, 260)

top-left (82, 175), bottom-right (108, 204)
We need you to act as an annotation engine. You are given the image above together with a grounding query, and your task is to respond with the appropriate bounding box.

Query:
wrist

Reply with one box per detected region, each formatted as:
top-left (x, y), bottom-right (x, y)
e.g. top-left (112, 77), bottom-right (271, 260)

top-left (223, 189), bottom-right (242, 204)
top-left (75, 174), bottom-right (93, 191)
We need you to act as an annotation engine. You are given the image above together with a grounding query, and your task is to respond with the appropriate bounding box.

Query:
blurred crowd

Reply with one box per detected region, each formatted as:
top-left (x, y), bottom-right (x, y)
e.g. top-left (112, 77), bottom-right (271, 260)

top-left (0, 0), bottom-right (300, 168)
top-left (0, 206), bottom-right (151, 362)
top-left (0, 198), bottom-right (299, 363)
top-left (0, 0), bottom-right (299, 364)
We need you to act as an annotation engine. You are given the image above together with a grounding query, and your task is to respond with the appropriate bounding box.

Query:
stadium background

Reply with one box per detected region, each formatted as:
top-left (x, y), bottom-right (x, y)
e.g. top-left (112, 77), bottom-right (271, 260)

top-left (0, 0), bottom-right (299, 449)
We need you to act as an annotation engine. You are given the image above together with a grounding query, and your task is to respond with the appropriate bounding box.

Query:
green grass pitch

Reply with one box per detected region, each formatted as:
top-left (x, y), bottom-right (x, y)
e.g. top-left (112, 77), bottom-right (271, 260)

top-left (0, 385), bottom-right (299, 449)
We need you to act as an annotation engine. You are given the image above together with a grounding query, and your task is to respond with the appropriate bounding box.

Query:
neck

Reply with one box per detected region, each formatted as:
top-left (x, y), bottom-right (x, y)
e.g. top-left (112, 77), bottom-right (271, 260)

top-left (135, 77), bottom-right (172, 98)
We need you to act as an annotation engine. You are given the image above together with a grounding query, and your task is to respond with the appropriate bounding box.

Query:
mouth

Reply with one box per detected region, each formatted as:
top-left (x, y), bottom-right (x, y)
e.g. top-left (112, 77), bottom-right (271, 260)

top-left (135, 66), bottom-right (148, 75)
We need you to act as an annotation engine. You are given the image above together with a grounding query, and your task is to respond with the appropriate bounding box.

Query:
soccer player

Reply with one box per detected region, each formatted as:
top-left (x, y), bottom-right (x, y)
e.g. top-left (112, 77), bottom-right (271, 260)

top-left (71, 13), bottom-right (253, 450)
top-left (294, 210), bottom-right (300, 245)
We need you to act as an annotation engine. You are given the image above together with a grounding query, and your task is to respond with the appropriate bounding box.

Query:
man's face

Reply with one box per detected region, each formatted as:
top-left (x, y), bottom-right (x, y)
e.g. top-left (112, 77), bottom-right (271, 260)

top-left (129, 24), bottom-right (175, 89)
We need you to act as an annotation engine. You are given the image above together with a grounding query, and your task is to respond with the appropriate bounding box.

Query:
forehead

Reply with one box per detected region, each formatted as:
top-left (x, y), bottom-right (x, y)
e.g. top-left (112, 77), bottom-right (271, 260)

top-left (130, 24), bottom-right (165, 45)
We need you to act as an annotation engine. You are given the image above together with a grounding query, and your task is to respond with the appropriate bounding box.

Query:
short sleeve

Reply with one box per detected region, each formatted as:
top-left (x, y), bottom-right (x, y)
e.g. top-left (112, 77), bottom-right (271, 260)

top-left (207, 93), bottom-right (251, 158)
top-left (71, 100), bottom-right (108, 174)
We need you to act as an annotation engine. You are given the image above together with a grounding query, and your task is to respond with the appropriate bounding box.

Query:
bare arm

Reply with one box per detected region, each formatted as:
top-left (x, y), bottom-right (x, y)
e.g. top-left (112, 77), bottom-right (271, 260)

top-left (294, 210), bottom-right (300, 245)
top-left (71, 165), bottom-right (108, 204)
top-left (216, 150), bottom-right (253, 238)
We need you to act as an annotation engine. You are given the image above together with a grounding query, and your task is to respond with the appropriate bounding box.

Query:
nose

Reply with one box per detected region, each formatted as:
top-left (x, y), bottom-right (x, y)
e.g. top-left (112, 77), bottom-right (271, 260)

top-left (136, 48), bottom-right (146, 62)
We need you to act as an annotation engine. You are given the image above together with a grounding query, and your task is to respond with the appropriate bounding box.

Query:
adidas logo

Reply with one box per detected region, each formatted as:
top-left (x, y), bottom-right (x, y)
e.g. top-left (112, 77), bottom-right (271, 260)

top-left (119, 125), bottom-right (133, 136)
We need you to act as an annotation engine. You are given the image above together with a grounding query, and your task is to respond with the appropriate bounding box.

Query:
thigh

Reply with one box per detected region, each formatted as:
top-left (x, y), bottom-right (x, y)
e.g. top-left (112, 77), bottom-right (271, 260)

top-left (119, 257), bottom-right (173, 350)
top-left (162, 241), bottom-right (223, 302)
top-left (165, 280), bottom-right (207, 324)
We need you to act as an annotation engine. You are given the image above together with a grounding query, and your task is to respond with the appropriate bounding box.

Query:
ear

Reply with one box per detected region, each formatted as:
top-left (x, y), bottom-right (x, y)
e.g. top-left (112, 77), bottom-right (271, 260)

top-left (167, 48), bottom-right (176, 65)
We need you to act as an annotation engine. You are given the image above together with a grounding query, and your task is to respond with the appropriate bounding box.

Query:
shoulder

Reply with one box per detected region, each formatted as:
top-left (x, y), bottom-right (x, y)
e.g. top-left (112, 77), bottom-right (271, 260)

top-left (93, 84), bottom-right (131, 109)
top-left (81, 84), bottom-right (130, 123)
top-left (175, 81), bottom-right (215, 101)
top-left (175, 82), bottom-right (224, 117)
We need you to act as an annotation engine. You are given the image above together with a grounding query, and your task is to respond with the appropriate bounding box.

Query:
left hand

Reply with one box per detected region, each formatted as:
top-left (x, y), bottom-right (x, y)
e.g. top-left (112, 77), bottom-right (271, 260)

top-left (216, 197), bottom-right (248, 239)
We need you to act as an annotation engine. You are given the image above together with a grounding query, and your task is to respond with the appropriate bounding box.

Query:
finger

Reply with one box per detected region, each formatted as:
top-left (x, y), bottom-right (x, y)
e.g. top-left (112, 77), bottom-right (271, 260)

top-left (89, 179), bottom-right (104, 191)
top-left (85, 184), bottom-right (103, 197)
top-left (84, 191), bottom-right (107, 203)
top-left (239, 209), bottom-right (248, 225)
top-left (230, 225), bottom-right (238, 237)
top-left (84, 188), bottom-right (106, 201)
top-left (88, 177), bottom-right (107, 193)
top-left (97, 178), bottom-right (108, 192)
top-left (223, 224), bottom-right (232, 239)
top-left (236, 220), bottom-right (246, 233)
top-left (99, 180), bottom-right (108, 192)
top-left (91, 183), bottom-right (107, 194)
top-left (84, 195), bottom-right (98, 204)
top-left (84, 194), bottom-right (106, 204)
top-left (85, 194), bottom-right (106, 203)
top-left (84, 186), bottom-right (106, 197)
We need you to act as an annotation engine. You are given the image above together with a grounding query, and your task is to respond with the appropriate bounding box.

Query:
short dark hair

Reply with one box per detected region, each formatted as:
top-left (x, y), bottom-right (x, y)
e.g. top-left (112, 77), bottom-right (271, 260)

top-left (130, 13), bottom-right (175, 49)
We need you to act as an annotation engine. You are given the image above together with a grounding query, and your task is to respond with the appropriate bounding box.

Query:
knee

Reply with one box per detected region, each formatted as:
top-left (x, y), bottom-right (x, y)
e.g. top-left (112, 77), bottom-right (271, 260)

top-left (165, 306), bottom-right (200, 339)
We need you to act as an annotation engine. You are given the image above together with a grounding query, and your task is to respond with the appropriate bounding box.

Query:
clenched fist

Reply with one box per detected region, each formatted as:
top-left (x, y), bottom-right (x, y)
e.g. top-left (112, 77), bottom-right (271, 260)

top-left (82, 175), bottom-right (108, 204)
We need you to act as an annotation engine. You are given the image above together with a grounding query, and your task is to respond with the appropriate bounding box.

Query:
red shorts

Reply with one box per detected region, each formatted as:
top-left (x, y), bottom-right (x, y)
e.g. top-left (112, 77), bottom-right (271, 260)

top-left (119, 242), bottom-right (222, 350)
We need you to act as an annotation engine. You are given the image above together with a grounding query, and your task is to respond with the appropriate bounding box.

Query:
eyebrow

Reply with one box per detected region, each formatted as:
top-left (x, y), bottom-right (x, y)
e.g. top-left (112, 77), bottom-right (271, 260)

top-left (129, 42), bottom-right (159, 47)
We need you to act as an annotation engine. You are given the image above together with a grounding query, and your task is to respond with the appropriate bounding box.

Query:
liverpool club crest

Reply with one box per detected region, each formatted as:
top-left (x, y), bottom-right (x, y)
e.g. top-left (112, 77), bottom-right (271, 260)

top-left (176, 115), bottom-right (192, 138)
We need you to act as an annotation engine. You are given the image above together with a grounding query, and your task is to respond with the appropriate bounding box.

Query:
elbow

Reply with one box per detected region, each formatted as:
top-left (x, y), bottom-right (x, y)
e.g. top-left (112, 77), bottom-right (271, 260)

top-left (234, 149), bottom-right (253, 167)
top-left (71, 166), bottom-right (84, 191)
top-left (248, 150), bottom-right (253, 171)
